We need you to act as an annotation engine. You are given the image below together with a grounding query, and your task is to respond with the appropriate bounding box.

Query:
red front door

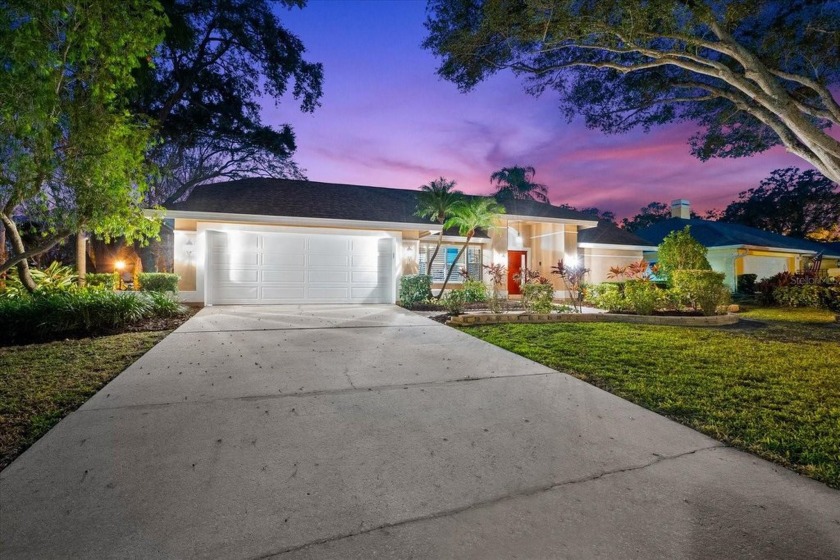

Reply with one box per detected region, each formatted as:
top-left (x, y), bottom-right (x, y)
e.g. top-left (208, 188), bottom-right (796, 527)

top-left (507, 250), bottom-right (527, 295)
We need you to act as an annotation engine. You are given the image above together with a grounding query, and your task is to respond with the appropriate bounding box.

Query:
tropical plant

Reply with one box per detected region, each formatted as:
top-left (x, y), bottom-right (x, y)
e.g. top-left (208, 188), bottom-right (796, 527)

top-left (624, 280), bottom-right (663, 316)
top-left (462, 279), bottom-right (488, 303)
top-left (425, 1), bottom-right (840, 185)
top-left (586, 283), bottom-right (627, 312)
top-left (550, 259), bottom-right (590, 312)
top-left (483, 263), bottom-right (507, 313)
top-left (414, 178), bottom-right (463, 275)
top-left (607, 260), bottom-right (650, 281)
top-left (657, 227), bottom-right (711, 283)
top-left (437, 197), bottom-right (505, 297)
top-left (489, 166), bottom-right (549, 203)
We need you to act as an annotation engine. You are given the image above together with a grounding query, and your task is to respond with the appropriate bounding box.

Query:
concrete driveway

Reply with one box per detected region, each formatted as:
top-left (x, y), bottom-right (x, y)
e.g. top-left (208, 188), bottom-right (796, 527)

top-left (1, 305), bottom-right (838, 559)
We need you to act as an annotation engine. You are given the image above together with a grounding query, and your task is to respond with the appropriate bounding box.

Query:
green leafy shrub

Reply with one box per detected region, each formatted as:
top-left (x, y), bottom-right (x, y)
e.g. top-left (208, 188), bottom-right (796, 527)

top-left (773, 284), bottom-right (840, 311)
top-left (1, 262), bottom-right (78, 298)
top-left (440, 289), bottom-right (466, 314)
top-left (145, 291), bottom-right (188, 317)
top-left (461, 279), bottom-right (487, 303)
top-left (0, 290), bottom-right (187, 345)
top-left (586, 283), bottom-right (626, 312)
top-left (522, 283), bottom-right (554, 314)
top-left (623, 280), bottom-right (662, 315)
top-left (736, 274), bottom-right (758, 294)
top-left (85, 272), bottom-right (117, 290)
top-left (657, 226), bottom-right (711, 283)
top-left (399, 274), bottom-right (432, 306)
top-left (137, 273), bottom-right (180, 293)
top-left (672, 270), bottom-right (729, 316)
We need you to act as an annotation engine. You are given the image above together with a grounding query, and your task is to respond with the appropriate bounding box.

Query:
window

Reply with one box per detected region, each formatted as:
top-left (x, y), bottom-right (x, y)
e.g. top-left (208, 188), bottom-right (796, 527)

top-left (418, 243), bottom-right (483, 283)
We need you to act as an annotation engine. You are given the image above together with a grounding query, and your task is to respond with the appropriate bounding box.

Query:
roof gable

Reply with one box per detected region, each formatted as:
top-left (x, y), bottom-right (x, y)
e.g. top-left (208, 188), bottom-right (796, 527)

top-left (578, 221), bottom-right (653, 247)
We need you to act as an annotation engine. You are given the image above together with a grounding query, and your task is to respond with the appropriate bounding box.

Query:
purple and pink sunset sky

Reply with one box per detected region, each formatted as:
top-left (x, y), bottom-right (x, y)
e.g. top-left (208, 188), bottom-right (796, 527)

top-left (267, 0), bottom-right (808, 219)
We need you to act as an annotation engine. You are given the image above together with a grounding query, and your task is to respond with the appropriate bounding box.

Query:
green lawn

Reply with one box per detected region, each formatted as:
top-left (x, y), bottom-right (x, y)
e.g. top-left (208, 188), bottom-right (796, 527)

top-left (462, 307), bottom-right (840, 488)
top-left (0, 332), bottom-right (170, 470)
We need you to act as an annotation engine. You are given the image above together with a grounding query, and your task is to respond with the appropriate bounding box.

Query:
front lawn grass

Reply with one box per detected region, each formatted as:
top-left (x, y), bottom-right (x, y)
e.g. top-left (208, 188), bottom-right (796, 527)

top-left (462, 307), bottom-right (840, 488)
top-left (0, 331), bottom-right (169, 469)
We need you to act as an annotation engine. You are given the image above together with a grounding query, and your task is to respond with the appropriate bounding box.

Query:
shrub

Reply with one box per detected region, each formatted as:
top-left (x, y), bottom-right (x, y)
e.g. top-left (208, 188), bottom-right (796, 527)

top-left (1, 262), bottom-right (78, 298)
top-left (86, 272), bottom-right (118, 290)
top-left (773, 284), bottom-right (840, 311)
top-left (736, 274), bottom-right (758, 294)
top-left (586, 283), bottom-right (626, 312)
top-left (0, 289), bottom-right (187, 345)
top-left (522, 283), bottom-right (554, 314)
top-left (145, 291), bottom-right (188, 318)
top-left (399, 274), bottom-right (432, 306)
top-left (440, 289), bottom-right (466, 314)
top-left (657, 226), bottom-right (711, 283)
top-left (623, 280), bottom-right (662, 315)
top-left (672, 270), bottom-right (729, 316)
top-left (137, 273), bottom-right (180, 293)
top-left (461, 279), bottom-right (487, 303)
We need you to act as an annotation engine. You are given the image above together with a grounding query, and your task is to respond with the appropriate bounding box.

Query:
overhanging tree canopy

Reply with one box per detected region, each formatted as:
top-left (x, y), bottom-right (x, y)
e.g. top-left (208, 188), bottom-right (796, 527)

top-left (1, 0), bottom-right (167, 287)
top-left (134, 0), bottom-right (324, 206)
top-left (424, 0), bottom-right (840, 184)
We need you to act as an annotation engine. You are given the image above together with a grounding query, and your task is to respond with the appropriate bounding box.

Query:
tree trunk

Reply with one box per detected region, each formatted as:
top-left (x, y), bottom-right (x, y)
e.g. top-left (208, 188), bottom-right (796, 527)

top-left (0, 212), bottom-right (37, 292)
top-left (426, 229), bottom-right (444, 276)
top-left (436, 236), bottom-right (471, 299)
top-left (76, 232), bottom-right (87, 287)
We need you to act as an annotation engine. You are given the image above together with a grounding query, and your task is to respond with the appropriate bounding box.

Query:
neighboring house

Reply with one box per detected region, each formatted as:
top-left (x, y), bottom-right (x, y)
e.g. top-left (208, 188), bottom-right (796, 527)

top-left (578, 221), bottom-right (657, 284)
top-left (162, 178), bottom-right (598, 305)
top-left (636, 200), bottom-right (840, 291)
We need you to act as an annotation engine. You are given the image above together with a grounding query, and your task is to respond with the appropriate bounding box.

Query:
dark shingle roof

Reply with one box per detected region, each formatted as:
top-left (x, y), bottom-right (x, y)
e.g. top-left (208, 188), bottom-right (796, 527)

top-left (635, 218), bottom-right (840, 257)
top-left (168, 178), bottom-right (598, 224)
top-left (578, 221), bottom-right (654, 247)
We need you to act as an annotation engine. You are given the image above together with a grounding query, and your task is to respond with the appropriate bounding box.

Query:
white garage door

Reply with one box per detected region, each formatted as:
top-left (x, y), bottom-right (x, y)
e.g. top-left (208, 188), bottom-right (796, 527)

top-left (207, 230), bottom-right (395, 304)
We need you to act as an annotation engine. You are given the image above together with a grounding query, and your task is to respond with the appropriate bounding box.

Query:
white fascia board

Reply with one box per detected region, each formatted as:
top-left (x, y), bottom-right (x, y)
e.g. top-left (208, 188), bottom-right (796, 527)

top-left (579, 242), bottom-right (657, 251)
top-left (503, 214), bottom-right (599, 228)
top-left (153, 209), bottom-right (441, 233)
top-left (708, 244), bottom-right (820, 256)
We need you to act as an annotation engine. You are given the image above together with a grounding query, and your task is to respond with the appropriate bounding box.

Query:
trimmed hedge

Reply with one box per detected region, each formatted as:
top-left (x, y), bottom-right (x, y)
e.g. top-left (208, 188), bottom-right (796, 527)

top-left (0, 290), bottom-right (187, 345)
top-left (85, 272), bottom-right (118, 290)
top-left (137, 273), bottom-right (179, 293)
top-left (773, 284), bottom-right (840, 312)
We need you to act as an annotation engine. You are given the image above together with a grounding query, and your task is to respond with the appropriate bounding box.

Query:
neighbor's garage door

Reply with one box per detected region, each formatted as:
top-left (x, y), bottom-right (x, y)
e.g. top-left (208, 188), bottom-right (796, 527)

top-left (207, 230), bottom-right (395, 304)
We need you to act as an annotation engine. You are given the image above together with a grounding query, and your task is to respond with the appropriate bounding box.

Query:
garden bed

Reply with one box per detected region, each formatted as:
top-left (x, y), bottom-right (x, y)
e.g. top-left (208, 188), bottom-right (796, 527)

top-left (447, 311), bottom-right (739, 327)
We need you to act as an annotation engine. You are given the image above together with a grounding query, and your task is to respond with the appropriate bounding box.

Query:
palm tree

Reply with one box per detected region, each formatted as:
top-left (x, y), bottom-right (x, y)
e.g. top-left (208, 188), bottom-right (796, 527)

top-left (490, 165), bottom-right (550, 203)
top-left (414, 177), bottom-right (463, 275)
top-left (437, 197), bottom-right (505, 298)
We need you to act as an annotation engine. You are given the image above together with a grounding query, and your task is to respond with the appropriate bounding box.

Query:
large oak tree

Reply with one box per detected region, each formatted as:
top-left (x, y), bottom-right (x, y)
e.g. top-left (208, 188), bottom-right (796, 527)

top-left (424, 0), bottom-right (840, 184)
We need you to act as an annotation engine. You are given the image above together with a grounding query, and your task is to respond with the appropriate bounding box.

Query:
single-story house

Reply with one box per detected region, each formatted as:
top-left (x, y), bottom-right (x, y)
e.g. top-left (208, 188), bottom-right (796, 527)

top-left (636, 200), bottom-right (840, 291)
top-left (578, 221), bottom-right (657, 283)
top-left (162, 178), bottom-right (603, 305)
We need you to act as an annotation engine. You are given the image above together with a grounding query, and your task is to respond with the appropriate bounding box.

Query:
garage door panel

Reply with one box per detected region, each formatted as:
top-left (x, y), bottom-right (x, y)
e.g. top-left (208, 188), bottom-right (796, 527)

top-left (261, 286), bottom-right (306, 300)
top-left (207, 231), bottom-right (394, 305)
top-left (213, 286), bottom-right (260, 301)
top-left (308, 237), bottom-right (350, 254)
top-left (261, 269), bottom-right (305, 283)
top-left (307, 270), bottom-right (350, 283)
top-left (262, 253), bottom-right (305, 267)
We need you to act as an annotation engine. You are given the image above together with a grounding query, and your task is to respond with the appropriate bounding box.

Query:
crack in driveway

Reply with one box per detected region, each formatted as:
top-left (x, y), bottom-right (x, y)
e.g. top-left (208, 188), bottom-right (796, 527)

top-left (78, 370), bottom-right (561, 413)
top-left (253, 444), bottom-right (726, 559)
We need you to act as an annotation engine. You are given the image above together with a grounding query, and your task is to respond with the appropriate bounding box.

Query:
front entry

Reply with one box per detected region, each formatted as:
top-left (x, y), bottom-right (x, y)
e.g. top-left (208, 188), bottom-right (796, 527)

top-left (507, 250), bottom-right (527, 295)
